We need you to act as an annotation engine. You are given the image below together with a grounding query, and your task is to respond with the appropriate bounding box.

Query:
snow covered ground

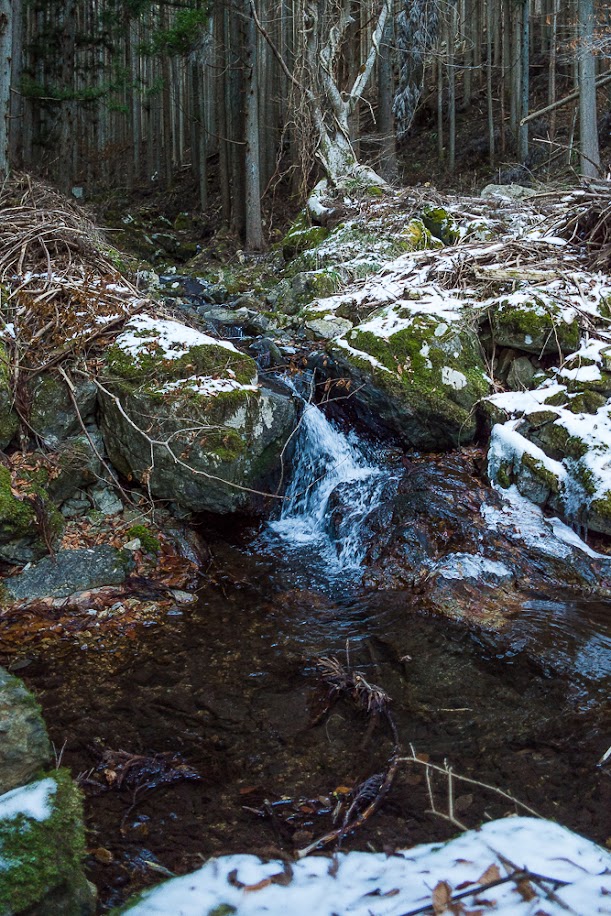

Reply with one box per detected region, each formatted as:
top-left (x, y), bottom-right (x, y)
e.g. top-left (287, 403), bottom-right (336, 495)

top-left (120, 817), bottom-right (611, 915)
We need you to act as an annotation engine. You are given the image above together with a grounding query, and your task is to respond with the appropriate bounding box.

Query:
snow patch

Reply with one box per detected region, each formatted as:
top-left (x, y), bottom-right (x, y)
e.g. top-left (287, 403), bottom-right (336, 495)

top-left (120, 817), bottom-right (611, 915)
top-left (0, 778), bottom-right (56, 824)
top-left (117, 315), bottom-right (239, 360)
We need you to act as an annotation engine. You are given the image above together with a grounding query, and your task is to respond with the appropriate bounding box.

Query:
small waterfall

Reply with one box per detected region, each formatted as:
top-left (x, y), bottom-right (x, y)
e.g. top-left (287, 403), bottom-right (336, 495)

top-left (268, 395), bottom-right (389, 575)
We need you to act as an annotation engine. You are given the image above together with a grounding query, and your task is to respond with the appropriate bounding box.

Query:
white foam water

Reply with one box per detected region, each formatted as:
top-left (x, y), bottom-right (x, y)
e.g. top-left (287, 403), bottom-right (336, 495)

top-left (268, 398), bottom-right (388, 576)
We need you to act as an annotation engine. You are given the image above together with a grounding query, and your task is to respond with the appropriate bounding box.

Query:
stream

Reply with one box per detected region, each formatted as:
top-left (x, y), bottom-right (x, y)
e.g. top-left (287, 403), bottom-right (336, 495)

top-left (12, 394), bottom-right (611, 910)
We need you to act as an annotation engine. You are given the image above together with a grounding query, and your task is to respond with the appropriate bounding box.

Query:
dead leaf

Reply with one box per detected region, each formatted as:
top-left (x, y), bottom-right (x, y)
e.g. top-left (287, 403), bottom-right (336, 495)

top-left (432, 880), bottom-right (452, 914)
top-left (477, 864), bottom-right (501, 885)
top-left (517, 878), bottom-right (537, 901)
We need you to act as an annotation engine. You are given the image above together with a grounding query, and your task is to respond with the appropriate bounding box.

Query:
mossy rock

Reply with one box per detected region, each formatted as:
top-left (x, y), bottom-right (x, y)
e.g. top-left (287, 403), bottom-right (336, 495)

top-left (0, 668), bottom-right (50, 795)
top-left (100, 318), bottom-right (296, 513)
top-left (282, 211), bottom-right (329, 260)
top-left (0, 770), bottom-right (94, 916)
top-left (488, 300), bottom-right (580, 356)
top-left (420, 205), bottom-right (460, 245)
top-left (28, 373), bottom-right (97, 446)
top-left (588, 491), bottom-right (611, 536)
top-left (397, 219), bottom-right (443, 252)
top-left (566, 390), bottom-right (607, 414)
top-left (520, 452), bottom-right (561, 500)
top-left (105, 317), bottom-right (257, 390)
top-left (526, 420), bottom-right (588, 461)
top-left (327, 312), bottom-right (489, 449)
top-left (126, 524), bottom-right (160, 555)
top-left (0, 343), bottom-right (18, 451)
top-left (0, 465), bottom-right (63, 564)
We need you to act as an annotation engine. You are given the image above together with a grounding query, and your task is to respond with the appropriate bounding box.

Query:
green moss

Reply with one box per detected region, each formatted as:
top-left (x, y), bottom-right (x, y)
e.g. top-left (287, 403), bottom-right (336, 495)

top-left (0, 466), bottom-right (37, 536)
top-left (575, 464), bottom-right (598, 497)
top-left (0, 770), bottom-right (88, 915)
top-left (421, 205), bottom-right (460, 245)
top-left (589, 492), bottom-right (611, 519)
top-left (0, 343), bottom-right (18, 450)
top-left (126, 524), bottom-right (160, 554)
top-left (566, 390), bottom-right (607, 414)
top-left (520, 453), bottom-right (560, 493)
top-left (282, 211), bottom-right (329, 260)
top-left (490, 302), bottom-right (580, 355)
top-left (208, 907), bottom-right (237, 916)
top-left (195, 428), bottom-right (246, 463)
top-left (496, 463), bottom-right (512, 489)
top-left (106, 334), bottom-right (257, 390)
top-left (544, 389), bottom-right (569, 407)
top-left (397, 219), bottom-right (443, 252)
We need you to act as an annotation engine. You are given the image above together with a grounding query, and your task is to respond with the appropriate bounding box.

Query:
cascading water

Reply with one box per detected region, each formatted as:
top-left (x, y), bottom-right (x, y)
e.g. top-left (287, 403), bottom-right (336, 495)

top-left (268, 392), bottom-right (390, 576)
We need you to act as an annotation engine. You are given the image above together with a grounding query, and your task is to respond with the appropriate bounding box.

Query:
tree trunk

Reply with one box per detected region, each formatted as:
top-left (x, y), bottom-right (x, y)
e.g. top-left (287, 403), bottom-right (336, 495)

top-left (0, 0), bottom-right (11, 178)
top-left (9, 0), bottom-right (22, 169)
top-left (578, 0), bottom-right (601, 177)
top-left (244, 0), bottom-right (263, 249)
top-left (377, 13), bottom-right (397, 182)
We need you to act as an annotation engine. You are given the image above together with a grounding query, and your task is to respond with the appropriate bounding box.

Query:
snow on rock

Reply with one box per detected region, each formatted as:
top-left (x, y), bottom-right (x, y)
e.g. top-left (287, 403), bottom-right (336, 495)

top-left (481, 485), bottom-right (605, 561)
top-left (116, 314), bottom-right (240, 361)
top-left (119, 817), bottom-right (611, 915)
top-left (432, 552), bottom-right (513, 582)
top-left (0, 778), bottom-right (56, 824)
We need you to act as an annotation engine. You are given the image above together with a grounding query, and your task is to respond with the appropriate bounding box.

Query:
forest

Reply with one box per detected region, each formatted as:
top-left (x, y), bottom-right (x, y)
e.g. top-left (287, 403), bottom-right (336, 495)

top-left (0, 3), bottom-right (610, 916)
top-left (0, 0), bottom-right (609, 242)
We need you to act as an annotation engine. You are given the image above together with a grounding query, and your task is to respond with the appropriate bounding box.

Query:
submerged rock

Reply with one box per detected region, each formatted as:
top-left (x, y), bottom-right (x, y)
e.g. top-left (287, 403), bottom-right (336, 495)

top-left (0, 668), bottom-right (50, 794)
top-left (99, 315), bottom-right (296, 513)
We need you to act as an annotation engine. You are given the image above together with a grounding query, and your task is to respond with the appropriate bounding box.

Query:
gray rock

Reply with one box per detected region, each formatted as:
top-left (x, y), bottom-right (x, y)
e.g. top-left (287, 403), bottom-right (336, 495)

top-left (507, 356), bottom-right (536, 391)
top-left (0, 667), bottom-right (51, 793)
top-left (90, 483), bottom-right (123, 516)
top-left (4, 546), bottom-right (128, 602)
top-left (481, 183), bottom-right (536, 200)
top-left (29, 373), bottom-right (97, 446)
top-left (305, 316), bottom-right (353, 340)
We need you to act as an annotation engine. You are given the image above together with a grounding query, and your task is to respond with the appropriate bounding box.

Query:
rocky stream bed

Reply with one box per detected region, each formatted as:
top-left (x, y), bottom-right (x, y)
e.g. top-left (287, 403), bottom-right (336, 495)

top-left (0, 177), bottom-right (610, 913)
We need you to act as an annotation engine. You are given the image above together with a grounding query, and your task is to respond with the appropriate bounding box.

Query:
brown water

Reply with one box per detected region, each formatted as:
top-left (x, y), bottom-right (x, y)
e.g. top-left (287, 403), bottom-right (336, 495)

top-left (16, 529), bottom-right (611, 911)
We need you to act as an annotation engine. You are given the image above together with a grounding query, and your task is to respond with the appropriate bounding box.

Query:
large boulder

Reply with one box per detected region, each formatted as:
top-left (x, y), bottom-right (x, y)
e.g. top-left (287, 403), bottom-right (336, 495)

top-left (99, 315), bottom-right (296, 513)
top-left (0, 668), bottom-right (50, 794)
top-left (0, 771), bottom-right (94, 915)
top-left (322, 306), bottom-right (489, 450)
top-left (485, 340), bottom-right (611, 535)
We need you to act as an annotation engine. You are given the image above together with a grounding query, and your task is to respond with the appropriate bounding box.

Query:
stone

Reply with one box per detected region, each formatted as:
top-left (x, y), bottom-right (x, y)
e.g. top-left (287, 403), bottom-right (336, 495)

top-left (323, 311), bottom-right (490, 450)
top-left (0, 771), bottom-right (95, 916)
top-left (29, 373), bottom-right (97, 447)
top-left (305, 315), bottom-right (353, 340)
top-left (506, 356), bottom-right (536, 391)
top-left (98, 315), bottom-right (296, 514)
top-left (0, 668), bottom-right (50, 794)
top-left (487, 298), bottom-right (580, 356)
top-left (0, 465), bottom-right (64, 565)
top-left (481, 183), bottom-right (536, 200)
top-left (3, 546), bottom-right (128, 602)
top-left (89, 483), bottom-right (123, 516)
